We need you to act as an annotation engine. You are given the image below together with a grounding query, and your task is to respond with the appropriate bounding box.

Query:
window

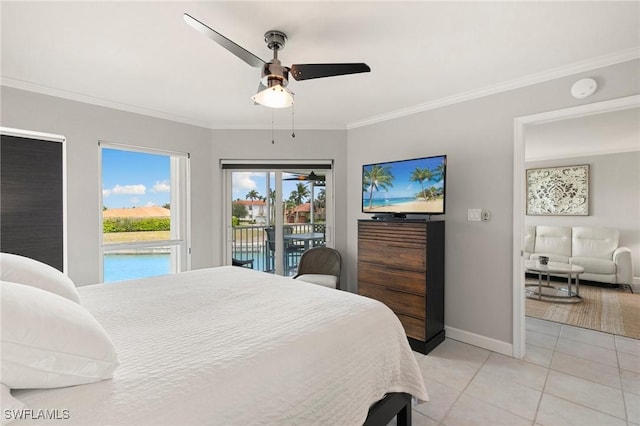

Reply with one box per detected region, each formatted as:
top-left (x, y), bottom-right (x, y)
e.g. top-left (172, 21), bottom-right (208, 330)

top-left (99, 143), bottom-right (190, 282)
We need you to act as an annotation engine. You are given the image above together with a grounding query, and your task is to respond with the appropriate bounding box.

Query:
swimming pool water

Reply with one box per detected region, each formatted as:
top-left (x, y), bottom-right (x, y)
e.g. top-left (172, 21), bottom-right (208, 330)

top-left (103, 253), bottom-right (170, 283)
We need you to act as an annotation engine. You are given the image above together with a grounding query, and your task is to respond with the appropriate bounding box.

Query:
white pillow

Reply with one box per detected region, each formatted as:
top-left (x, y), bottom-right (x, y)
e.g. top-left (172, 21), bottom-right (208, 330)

top-left (0, 253), bottom-right (80, 303)
top-left (1, 281), bottom-right (119, 389)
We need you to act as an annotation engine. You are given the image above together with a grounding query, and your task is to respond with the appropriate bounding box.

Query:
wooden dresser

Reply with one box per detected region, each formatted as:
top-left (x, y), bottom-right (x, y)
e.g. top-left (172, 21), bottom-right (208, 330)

top-left (357, 219), bottom-right (445, 354)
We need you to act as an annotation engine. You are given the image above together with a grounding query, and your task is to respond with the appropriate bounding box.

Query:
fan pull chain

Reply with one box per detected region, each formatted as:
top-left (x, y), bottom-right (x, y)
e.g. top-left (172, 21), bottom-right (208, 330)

top-left (271, 109), bottom-right (275, 144)
top-left (291, 103), bottom-right (296, 138)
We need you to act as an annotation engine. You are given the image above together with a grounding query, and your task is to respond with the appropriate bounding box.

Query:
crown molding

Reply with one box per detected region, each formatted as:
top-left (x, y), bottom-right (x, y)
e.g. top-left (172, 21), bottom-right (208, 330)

top-left (1, 77), bottom-right (342, 131)
top-left (3, 47), bottom-right (638, 131)
top-left (347, 48), bottom-right (640, 130)
top-left (0, 77), bottom-right (214, 129)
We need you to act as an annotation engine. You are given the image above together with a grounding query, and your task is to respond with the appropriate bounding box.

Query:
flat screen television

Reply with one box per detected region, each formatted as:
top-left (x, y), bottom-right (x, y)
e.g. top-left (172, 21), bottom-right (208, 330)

top-left (362, 154), bottom-right (447, 216)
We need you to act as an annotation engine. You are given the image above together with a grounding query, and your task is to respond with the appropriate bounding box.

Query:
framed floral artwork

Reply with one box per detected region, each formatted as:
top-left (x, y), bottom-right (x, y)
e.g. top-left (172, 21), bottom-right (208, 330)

top-left (526, 164), bottom-right (589, 215)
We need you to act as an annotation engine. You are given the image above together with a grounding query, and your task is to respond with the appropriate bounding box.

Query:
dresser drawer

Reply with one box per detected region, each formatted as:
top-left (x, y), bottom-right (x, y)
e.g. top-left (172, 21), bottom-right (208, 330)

top-left (396, 313), bottom-right (425, 341)
top-left (358, 221), bottom-right (426, 245)
top-left (359, 240), bottom-right (425, 271)
top-left (358, 262), bottom-right (425, 295)
top-left (358, 282), bottom-right (425, 320)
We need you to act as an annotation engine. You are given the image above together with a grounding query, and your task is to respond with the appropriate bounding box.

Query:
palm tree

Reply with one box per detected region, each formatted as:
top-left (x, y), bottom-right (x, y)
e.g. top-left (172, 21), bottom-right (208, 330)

top-left (434, 162), bottom-right (446, 182)
top-left (426, 186), bottom-right (437, 200)
top-left (284, 199), bottom-right (297, 223)
top-left (245, 189), bottom-right (260, 221)
top-left (289, 183), bottom-right (310, 223)
top-left (315, 188), bottom-right (326, 209)
top-left (363, 165), bottom-right (394, 209)
top-left (409, 167), bottom-right (434, 200)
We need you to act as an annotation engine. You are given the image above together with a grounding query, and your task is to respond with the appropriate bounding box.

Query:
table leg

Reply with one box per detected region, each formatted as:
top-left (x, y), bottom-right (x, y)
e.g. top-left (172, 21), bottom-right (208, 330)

top-left (576, 274), bottom-right (580, 297)
top-left (567, 274), bottom-right (572, 297)
top-left (538, 272), bottom-right (542, 300)
top-left (546, 272), bottom-right (551, 298)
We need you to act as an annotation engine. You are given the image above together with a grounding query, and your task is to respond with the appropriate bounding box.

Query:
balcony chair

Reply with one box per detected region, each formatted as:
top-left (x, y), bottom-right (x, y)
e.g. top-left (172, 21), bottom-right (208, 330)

top-left (264, 226), bottom-right (305, 274)
top-left (232, 258), bottom-right (254, 269)
top-left (292, 247), bottom-right (342, 289)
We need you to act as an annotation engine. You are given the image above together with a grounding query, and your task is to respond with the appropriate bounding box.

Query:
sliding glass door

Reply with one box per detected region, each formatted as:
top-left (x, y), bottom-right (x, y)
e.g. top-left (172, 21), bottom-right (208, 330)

top-left (223, 161), bottom-right (333, 276)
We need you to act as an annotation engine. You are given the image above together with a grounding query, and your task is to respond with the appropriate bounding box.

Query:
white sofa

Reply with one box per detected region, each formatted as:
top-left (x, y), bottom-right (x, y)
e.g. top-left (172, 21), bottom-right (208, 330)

top-left (524, 225), bottom-right (633, 285)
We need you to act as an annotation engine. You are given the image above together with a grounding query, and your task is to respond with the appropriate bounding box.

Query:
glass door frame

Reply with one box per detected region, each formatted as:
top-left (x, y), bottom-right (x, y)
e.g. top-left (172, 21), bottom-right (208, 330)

top-left (221, 159), bottom-right (334, 276)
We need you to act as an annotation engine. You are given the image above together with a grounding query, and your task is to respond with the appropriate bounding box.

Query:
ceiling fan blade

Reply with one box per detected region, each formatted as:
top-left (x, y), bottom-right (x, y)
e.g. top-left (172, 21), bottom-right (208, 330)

top-left (283, 172), bottom-right (326, 181)
top-left (183, 13), bottom-right (265, 68)
top-left (290, 63), bottom-right (370, 81)
top-left (307, 172), bottom-right (325, 181)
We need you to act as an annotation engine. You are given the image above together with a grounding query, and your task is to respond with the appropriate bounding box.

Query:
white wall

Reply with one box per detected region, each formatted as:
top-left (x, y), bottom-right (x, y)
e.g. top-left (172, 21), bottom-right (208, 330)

top-left (0, 86), bottom-right (348, 285)
top-left (346, 59), bottom-right (640, 345)
top-left (525, 152), bottom-right (640, 277)
top-left (1, 86), bottom-right (213, 285)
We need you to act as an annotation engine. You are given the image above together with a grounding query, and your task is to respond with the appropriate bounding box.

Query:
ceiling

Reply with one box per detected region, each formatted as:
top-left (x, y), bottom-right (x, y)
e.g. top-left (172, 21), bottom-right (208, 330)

top-left (1, 1), bottom-right (639, 130)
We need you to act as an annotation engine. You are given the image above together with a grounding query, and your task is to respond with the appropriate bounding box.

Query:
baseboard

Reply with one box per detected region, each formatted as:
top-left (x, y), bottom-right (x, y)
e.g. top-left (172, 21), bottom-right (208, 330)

top-left (444, 325), bottom-right (513, 357)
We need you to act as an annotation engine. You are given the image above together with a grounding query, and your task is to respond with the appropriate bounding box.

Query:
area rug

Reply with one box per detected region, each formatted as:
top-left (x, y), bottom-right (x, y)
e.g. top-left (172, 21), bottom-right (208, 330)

top-left (525, 278), bottom-right (640, 340)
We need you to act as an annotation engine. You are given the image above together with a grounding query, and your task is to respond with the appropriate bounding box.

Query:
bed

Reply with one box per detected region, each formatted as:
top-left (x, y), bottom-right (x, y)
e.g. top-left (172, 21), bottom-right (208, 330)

top-left (3, 265), bottom-right (428, 425)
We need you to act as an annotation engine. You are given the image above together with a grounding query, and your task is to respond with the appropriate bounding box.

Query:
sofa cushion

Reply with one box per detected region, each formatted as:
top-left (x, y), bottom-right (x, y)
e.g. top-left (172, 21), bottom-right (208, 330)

top-left (580, 272), bottom-right (616, 284)
top-left (523, 225), bottom-right (536, 258)
top-left (294, 274), bottom-right (338, 289)
top-left (572, 227), bottom-right (619, 260)
top-left (534, 226), bottom-right (572, 258)
top-left (570, 257), bottom-right (616, 275)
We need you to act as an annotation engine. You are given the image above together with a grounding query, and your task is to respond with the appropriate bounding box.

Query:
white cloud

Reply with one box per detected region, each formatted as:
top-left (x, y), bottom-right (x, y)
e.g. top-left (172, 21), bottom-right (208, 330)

top-left (129, 197), bottom-right (140, 205)
top-left (232, 172), bottom-right (259, 195)
top-left (103, 184), bottom-right (146, 197)
top-left (152, 180), bottom-right (170, 193)
top-left (144, 201), bottom-right (157, 207)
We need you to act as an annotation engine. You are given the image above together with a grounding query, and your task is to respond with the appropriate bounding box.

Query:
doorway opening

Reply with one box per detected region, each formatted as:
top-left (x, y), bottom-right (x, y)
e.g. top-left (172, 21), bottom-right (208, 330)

top-left (512, 95), bottom-right (639, 357)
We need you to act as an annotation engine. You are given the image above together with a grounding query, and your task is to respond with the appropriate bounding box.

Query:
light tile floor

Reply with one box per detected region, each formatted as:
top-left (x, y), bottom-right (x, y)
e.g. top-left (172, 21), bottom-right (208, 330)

top-left (398, 317), bottom-right (640, 426)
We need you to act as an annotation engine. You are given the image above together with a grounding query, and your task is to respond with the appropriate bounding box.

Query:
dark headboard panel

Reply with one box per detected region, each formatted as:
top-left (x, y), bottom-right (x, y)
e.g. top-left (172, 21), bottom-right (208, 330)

top-left (1, 133), bottom-right (65, 271)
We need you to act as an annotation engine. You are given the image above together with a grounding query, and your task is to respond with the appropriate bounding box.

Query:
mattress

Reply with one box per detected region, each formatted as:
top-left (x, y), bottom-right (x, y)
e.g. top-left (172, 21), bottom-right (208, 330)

top-left (12, 266), bottom-right (428, 425)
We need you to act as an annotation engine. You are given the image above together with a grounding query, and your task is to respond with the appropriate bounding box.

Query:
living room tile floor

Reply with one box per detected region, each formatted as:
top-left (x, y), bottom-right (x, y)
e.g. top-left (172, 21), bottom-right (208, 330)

top-left (397, 317), bottom-right (639, 426)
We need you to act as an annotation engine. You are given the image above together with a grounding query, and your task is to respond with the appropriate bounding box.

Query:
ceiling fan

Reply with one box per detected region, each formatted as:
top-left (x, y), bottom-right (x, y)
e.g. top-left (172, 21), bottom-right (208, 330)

top-left (183, 13), bottom-right (371, 108)
top-left (284, 171), bottom-right (326, 184)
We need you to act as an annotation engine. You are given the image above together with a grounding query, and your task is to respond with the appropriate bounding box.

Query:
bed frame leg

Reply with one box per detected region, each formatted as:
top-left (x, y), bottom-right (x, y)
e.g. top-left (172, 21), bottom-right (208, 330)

top-left (396, 402), bottom-right (411, 426)
top-left (363, 392), bottom-right (412, 426)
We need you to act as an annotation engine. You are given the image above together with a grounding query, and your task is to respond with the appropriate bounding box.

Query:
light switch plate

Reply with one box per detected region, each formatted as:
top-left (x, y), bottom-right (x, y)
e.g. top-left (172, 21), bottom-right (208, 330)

top-left (468, 209), bottom-right (482, 221)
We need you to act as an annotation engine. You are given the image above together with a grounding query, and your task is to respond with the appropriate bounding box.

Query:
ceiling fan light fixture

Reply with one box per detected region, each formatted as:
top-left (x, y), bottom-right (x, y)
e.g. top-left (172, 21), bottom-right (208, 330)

top-left (185, 14), bottom-right (370, 109)
top-left (251, 84), bottom-right (294, 108)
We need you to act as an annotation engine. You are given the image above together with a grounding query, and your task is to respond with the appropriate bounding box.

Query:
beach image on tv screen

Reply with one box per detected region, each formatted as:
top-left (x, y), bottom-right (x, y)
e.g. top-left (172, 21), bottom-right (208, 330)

top-left (362, 156), bottom-right (446, 214)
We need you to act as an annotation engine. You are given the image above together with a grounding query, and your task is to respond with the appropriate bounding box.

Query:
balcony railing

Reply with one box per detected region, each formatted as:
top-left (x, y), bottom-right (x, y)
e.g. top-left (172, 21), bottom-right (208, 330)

top-left (231, 223), bottom-right (326, 276)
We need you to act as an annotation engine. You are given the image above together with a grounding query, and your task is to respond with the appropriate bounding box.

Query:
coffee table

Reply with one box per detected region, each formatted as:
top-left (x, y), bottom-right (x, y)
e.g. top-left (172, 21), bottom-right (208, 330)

top-left (525, 260), bottom-right (584, 303)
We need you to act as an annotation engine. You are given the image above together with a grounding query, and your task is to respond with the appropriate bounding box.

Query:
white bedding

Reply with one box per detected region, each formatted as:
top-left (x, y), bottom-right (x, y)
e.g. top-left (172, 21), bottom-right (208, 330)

top-left (12, 266), bottom-right (428, 425)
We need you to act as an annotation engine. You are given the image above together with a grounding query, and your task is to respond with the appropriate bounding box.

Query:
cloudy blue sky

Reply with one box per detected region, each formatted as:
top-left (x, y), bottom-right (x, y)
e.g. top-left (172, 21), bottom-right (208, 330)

top-left (102, 148), bottom-right (170, 209)
top-left (102, 151), bottom-right (322, 209)
top-left (231, 171), bottom-right (322, 202)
